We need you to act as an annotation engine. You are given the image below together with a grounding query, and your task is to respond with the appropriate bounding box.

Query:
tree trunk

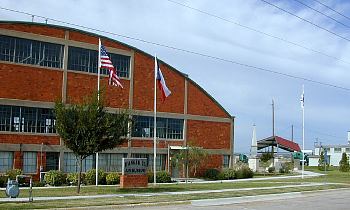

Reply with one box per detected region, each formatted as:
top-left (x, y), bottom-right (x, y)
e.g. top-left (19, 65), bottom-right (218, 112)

top-left (194, 165), bottom-right (197, 177)
top-left (77, 157), bottom-right (83, 194)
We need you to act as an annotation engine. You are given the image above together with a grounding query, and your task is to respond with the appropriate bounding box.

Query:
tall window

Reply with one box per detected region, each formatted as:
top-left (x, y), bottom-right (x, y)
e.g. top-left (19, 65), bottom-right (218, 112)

top-left (0, 35), bottom-right (63, 68)
top-left (0, 151), bottom-right (13, 173)
top-left (131, 153), bottom-right (165, 171)
top-left (223, 155), bottom-right (230, 168)
top-left (64, 153), bottom-right (95, 173)
top-left (334, 148), bottom-right (342, 153)
top-left (99, 153), bottom-right (126, 172)
top-left (346, 148), bottom-right (350, 153)
top-left (67, 46), bottom-right (130, 78)
top-left (46, 152), bottom-right (59, 171)
top-left (132, 116), bottom-right (184, 139)
top-left (23, 152), bottom-right (37, 173)
top-left (0, 105), bottom-right (56, 134)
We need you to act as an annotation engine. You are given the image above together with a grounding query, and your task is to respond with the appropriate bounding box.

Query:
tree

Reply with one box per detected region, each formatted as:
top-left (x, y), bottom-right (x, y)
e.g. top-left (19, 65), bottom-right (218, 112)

top-left (172, 144), bottom-right (208, 177)
top-left (54, 92), bottom-right (130, 193)
top-left (318, 150), bottom-right (329, 171)
top-left (259, 152), bottom-right (273, 175)
top-left (339, 152), bottom-right (350, 172)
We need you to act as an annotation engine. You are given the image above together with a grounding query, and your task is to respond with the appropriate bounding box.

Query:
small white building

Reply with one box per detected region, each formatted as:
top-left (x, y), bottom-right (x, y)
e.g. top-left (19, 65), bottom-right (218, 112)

top-left (312, 144), bottom-right (350, 166)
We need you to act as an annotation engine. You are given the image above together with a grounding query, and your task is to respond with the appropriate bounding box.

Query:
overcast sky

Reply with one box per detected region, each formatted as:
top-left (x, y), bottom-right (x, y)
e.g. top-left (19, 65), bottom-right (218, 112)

top-left (1, 0), bottom-right (350, 153)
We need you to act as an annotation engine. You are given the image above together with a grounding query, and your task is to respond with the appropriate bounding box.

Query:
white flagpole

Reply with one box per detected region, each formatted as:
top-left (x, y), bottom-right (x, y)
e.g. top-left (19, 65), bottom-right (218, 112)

top-left (96, 38), bottom-right (102, 186)
top-left (153, 54), bottom-right (157, 186)
top-left (301, 85), bottom-right (305, 179)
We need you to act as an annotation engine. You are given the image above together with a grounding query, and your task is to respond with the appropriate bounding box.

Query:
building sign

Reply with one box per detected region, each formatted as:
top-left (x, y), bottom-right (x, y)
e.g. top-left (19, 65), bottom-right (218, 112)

top-left (122, 158), bottom-right (148, 175)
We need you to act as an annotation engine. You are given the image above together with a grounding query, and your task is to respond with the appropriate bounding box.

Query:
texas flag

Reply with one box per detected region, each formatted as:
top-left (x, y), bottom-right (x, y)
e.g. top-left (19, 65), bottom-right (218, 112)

top-left (155, 56), bottom-right (171, 101)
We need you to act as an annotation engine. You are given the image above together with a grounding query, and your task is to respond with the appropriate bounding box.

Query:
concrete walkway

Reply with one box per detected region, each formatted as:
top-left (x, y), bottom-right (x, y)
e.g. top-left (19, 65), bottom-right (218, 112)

top-left (0, 182), bottom-right (330, 203)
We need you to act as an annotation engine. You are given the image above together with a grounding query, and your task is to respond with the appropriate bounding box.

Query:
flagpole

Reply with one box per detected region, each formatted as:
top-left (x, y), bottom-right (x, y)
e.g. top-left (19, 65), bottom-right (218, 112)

top-left (302, 85), bottom-right (305, 179)
top-left (96, 38), bottom-right (102, 186)
top-left (153, 54), bottom-right (157, 186)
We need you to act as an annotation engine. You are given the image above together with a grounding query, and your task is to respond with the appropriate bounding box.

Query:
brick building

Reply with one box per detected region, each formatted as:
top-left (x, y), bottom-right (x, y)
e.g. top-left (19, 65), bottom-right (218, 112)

top-left (0, 21), bottom-right (234, 179)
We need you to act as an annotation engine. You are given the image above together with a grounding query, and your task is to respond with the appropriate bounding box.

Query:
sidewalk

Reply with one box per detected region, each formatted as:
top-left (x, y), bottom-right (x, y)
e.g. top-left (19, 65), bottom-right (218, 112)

top-left (0, 182), bottom-right (328, 203)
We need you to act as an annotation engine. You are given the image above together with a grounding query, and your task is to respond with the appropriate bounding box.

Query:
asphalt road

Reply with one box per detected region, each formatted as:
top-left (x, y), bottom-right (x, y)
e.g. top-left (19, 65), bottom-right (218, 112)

top-left (122, 189), bottom-right (350, 210)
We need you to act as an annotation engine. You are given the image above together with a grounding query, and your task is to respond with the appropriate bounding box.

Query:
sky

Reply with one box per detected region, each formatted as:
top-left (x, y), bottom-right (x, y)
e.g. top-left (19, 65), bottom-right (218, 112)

top-left (1, 0), bottom-right (350, 153)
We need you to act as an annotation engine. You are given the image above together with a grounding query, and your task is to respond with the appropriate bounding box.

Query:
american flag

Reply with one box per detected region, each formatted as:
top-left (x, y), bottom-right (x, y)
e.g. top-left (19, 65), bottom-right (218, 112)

top-left (99, 42), bottom-right (123, 88)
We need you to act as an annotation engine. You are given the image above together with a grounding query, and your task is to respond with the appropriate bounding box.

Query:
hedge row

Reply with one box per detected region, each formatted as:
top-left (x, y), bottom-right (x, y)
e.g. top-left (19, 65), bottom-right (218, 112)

top-left (204, 163), bottom-right (254, 180)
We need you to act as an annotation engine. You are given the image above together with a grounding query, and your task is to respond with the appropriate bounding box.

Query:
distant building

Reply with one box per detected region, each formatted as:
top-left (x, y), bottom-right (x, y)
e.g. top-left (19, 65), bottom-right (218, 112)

top-left (310, 144), bottom-right (350, 166)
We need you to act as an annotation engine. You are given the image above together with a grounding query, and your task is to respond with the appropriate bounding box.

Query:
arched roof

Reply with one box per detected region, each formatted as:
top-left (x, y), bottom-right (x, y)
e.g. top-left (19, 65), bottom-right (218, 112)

top-left (0, 21), bottom-right (233, 118)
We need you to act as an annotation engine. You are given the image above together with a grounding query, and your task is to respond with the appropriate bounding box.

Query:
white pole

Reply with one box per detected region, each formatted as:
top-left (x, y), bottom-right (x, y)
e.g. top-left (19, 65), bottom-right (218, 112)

top-left (153, 54), bottom-right (157, 186)
top-left (96, 38), bottom-right (102, 186)
top-left (301, 85), bottom-right (305, 179)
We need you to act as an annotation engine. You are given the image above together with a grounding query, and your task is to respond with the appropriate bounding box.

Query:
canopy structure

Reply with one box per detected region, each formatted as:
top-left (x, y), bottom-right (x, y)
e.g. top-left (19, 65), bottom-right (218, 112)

top-left (257, 136), bottom-right (301, 152)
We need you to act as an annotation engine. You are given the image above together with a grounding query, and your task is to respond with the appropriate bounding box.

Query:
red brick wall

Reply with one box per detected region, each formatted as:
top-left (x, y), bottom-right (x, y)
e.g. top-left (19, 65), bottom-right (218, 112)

top-left (196, 154), bottom-right (223, 176)
top-left (0, 63), bottom-right (62, 102)
top-left (131, 139), bottom-right (183, 148)
top-left (0, 23), bottom-right (66, 38)
top-left (66, 72), bottom-right (129, 108)
top-left (120, 174), bottom-right (148, 188)
top-left (132, 52), bottom-right (185, 113)
top-left (187, 120), bottom-right (231, 149)
top-left (187, 82), bottom-right (229, 118)
top-left (0, 134), bottom-right (60, 145)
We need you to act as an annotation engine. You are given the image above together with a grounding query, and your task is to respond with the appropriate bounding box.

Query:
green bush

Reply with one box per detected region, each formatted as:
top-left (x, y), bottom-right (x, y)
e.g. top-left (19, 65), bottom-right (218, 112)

top-left (106, 173), bottom-right (120, 185)
top-left (279, 162), bottom-right (293, 173)
top-left (339, 152), bottom-right (350, 172)
top-left (148, 171), bottom-right (172, 183)
top-left (85, 169), bottom-right (106, 185)
top-left (33, 181), bottom-right (46, 187)
top-left (66, 173), bottom-right (85, 185)
top-left (0, 175), bottom-right (7, 187)
top-left (44, 170), bottom-right (66, 186)
top-left (268, 166), bottom-right (275, 173)
top-left (219, 168), bottom-right (235, 180)
top-left (235, 165), bottom-right (253, 179)
top-left (6, 169), bottom-right (22, 180)
top-left (204, 168), bottom-right (220, 180)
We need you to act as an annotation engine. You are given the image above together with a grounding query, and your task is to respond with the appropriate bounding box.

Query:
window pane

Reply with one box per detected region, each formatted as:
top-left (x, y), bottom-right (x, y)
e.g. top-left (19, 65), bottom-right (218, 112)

top-left (23, 152), bottom-right (37, 173)
top-left (11, 106), bottom-right (21, 132)
top-left (21, 107), bottom-right (37, 133)
top-left (0, 35), bottom-right (63, 68)
top-left (37, 108), bottom-right (56, 133)
top-left (0, 105), bottom-right (11, 131)
top-left (0, 151), bottom-right (13, 173)
top-left (46, 152), bottom-right (59, 171)
top-left (167, 119), bottom-right (183, 139)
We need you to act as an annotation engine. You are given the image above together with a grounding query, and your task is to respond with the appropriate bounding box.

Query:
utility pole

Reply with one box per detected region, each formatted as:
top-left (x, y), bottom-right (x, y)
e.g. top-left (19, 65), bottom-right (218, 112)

top-left (291, 125), bottom-right (294, 142)
top-left (272, 99), bottom-right (275, 137)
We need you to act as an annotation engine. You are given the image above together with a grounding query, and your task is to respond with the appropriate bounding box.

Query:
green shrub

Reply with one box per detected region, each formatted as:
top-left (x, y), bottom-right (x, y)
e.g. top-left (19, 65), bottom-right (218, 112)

top-left (339, 152), bottom-right (350, 172)
top-left (85, 169), bottom-right (106, 185)
top-left (235, 165), bottom-right (253, 179)
top-left (279, 162), bottom-right (293, 173)
top-left (106, 173), bottom-right (120, 185)
top-left (148, 171), bottom-right (172, 183)
top-left (44, 170), bottom-right (66, 186)
top-left (204, 168), bottom-right (220, 180)
top-left (33, 181), bottom-right (45, 187)
top-left (66, 173), bottom-right (85, 185)
top-left (268, 166), bottom-right (275, 173)
top-left (219, 168), bottom-right (235, 180)
top-left (6, 169), bottom-right (22, 180)
top-left (0, 175), bottom-right (7, 187)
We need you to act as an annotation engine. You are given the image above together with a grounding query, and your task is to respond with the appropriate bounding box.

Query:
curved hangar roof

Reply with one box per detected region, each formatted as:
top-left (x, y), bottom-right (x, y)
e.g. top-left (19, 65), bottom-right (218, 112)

top-left (0, 21), bottom-right (232, 119)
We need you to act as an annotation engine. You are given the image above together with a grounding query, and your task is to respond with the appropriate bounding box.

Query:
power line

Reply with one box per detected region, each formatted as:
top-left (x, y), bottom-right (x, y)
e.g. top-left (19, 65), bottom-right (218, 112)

top-left (292, 0), bottom-right (350, 29)
top-left (1, 6), bottom-right (350, 91)
top-left (167, 0), bottom-right (350, 65)
top-left (311, 0), bottom-right (350, 21)
top-left (259, 0), bottom-right (350, 42)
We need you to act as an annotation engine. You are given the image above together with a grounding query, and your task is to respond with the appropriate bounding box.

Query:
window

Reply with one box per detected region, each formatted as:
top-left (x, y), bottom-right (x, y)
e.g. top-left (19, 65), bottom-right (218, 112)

top-left (0, 151), bottom-right (13, 173)
top-left (23, 152), bottom-right (37, 173)
top-left (0, 105), bottom-right (56, 134)
top-left (68, 46), bottom-right (130, 78)
top-left (99, 153), bottom-right (126, 172)
top-left (46, 152), bottom-right (59, 171)
top-left (223, 155), bottom-right (230, 168)
top-left (132, 153), bottom-right (165, 171)
top-left (346, 148), bottom-right (350, 153)
top-left (64, 153), bottom-right (95, 173)
top-left (132, 116), bottom-right (184, 139)
top-left (0, 35), bottom-right (63, 68)
top-left (334, 148), bottom-right (342, 153)
top-left (0, 105), bottom-right (11, 131)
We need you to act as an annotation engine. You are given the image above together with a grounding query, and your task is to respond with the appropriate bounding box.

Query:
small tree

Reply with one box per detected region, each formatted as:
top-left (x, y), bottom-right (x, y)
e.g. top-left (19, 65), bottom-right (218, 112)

top-left (318, 150), bottom-right (329, 171)
top-left (260, 152), bottom-right (273, 175)
top-left (339, 152), bottom-right (350, 172)
top-left (172, 144), bottom-right (208, 177)
top-left (55, 92), bottom-right (130, 193)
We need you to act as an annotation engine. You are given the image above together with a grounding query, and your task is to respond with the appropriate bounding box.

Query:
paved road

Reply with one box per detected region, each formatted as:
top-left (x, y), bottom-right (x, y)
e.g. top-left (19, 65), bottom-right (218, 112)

top-left (121, 189), bottom-right (350, 210)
